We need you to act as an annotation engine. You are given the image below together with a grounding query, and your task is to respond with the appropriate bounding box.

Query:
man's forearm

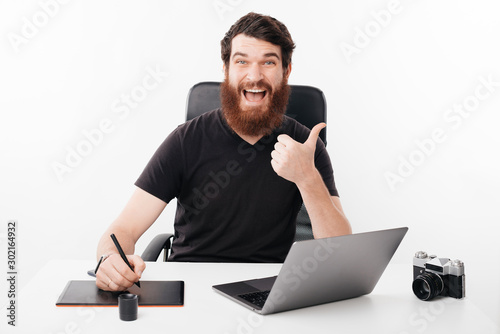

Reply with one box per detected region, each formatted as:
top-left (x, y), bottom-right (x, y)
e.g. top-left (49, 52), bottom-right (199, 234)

top-left (95, 187), bottom-right (168, 261)
top-left (96, 225), bottom-right (137, 260)
top-left (296, 169), bottom-right (352, 239)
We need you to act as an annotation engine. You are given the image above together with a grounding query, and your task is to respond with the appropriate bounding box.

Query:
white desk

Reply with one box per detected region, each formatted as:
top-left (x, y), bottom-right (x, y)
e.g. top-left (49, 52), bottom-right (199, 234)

top-left (6, 260), bottom-right (499, 334)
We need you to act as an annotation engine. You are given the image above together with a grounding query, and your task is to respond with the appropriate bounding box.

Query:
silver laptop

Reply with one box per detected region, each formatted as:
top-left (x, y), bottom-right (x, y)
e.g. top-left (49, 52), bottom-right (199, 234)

top-left (212, 227), bottom-right (408, 315)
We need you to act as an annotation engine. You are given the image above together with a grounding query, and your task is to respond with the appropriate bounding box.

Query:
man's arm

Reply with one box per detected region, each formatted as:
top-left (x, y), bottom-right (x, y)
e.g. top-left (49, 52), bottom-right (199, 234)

top-left (270, 123), bottom-right (352, 238)
top-left (294, 169), bottom-right (351, 238)
top-left (95, 187), bottom-right (167, 291)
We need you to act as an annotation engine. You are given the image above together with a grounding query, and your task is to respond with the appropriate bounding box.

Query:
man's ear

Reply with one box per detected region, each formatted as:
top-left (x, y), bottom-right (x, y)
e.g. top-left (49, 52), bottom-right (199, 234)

top-left (284, 63), bottom-right (292, 80)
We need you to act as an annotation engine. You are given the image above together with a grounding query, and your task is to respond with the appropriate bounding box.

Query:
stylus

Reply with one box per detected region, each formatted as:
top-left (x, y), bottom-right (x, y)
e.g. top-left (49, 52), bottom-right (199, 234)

top-left (110, 233), bottom-right (141, 288)
top-left (93, 254), bottom-right (106, 276)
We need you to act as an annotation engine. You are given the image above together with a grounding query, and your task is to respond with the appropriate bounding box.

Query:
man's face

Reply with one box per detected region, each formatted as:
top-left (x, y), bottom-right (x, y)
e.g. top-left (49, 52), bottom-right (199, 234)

top-left (221, 34), bottom-right (292, 137)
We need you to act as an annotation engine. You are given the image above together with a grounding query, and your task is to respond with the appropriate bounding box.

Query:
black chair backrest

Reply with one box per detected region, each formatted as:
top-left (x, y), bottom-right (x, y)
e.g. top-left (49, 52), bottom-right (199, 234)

top-left (185, 82), bottom-right (327, 145)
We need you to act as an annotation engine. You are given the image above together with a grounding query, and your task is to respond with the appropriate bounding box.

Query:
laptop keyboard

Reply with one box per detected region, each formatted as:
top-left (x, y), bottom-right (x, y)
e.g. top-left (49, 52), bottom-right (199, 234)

top-left (238, 290), bottom-right (270, 308)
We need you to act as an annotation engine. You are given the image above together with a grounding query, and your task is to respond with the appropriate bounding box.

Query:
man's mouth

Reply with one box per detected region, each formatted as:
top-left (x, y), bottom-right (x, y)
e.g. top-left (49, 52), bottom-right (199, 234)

top-left (243, 89), bottom-right (267, 103)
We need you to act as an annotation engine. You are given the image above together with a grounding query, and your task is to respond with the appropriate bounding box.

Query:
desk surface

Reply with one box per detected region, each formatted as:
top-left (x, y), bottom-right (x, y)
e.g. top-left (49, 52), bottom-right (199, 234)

top-left (7, 260), bottom-right (499, 334)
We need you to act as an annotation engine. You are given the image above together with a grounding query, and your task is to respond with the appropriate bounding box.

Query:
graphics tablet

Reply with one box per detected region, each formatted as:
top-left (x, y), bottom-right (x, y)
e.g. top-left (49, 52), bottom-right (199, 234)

top-left (56, 280), bottom-right (184, 307)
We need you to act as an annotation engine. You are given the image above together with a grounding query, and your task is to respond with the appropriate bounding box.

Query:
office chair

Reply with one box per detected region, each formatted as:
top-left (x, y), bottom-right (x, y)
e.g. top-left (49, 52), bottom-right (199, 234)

top-left (141, 82), bottom-right (327, 262)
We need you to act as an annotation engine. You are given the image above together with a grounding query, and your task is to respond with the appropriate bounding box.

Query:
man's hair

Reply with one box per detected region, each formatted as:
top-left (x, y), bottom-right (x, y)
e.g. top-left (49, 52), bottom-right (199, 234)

top-left (221, 12), bottom-right (295, 71)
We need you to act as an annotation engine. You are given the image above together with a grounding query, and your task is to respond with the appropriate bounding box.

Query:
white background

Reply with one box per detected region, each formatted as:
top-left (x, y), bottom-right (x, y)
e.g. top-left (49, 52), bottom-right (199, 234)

top-left (1, 0), bottom-right (499, 331)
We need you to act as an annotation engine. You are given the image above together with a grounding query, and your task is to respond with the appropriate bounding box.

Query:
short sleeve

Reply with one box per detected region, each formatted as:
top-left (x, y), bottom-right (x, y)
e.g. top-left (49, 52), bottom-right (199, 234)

top-left (134, 128), bottom-right (184, 203)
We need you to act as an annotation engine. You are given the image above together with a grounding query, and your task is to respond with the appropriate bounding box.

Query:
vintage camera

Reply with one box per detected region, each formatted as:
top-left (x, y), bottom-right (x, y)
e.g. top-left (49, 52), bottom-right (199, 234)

top-left (412, 251), bottom-right (465, 301)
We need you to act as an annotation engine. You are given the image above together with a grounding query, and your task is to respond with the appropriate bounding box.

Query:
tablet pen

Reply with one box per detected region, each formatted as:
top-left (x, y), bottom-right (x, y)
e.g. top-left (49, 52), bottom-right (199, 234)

top-left (110, 233), bottom-right (141, 288)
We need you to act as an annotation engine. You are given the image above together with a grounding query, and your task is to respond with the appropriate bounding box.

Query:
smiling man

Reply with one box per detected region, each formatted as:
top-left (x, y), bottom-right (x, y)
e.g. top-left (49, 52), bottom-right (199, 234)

top-left (95, 12), bottom-right (351, 291)
top-left (220, 33), bottom-right (291, 141)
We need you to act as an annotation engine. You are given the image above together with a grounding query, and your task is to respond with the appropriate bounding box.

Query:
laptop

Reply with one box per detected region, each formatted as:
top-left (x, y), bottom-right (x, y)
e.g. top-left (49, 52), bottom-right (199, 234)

top-left (212, 227), bottom-right (408, 315)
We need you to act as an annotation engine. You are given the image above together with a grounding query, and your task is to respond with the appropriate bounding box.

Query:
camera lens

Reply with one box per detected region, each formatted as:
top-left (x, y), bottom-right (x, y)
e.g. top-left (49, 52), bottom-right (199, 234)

top-left (412, 272), bottom-right (444, 301)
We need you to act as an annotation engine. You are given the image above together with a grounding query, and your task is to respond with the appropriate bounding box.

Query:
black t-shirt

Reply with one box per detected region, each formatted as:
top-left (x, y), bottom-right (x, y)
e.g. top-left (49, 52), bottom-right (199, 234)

top-left (135, 109), bottom-right (338, 262)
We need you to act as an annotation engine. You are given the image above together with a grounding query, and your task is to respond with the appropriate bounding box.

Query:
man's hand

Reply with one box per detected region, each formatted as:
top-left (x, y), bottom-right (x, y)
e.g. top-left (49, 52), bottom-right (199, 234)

top-left (95, 254), bottom-right (146, 291)
top-left (271, 122), bottom-right (351, 238)
top-left (271, 123), bottom-right (326, 185)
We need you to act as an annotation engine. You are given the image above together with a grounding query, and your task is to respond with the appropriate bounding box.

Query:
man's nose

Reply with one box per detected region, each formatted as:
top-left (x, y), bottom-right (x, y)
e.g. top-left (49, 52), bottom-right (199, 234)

top-left (245, 64), bottom-right (264, 82)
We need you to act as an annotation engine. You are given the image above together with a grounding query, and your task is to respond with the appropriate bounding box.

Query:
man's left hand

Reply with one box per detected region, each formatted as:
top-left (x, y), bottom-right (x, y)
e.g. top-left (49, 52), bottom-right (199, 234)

top-left (271, 123), bottom-right (326, 185)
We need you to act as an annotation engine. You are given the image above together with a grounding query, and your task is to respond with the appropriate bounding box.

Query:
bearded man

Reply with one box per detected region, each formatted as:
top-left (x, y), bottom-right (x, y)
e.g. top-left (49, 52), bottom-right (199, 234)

top-left (95, 12), bottom-right (351, 292)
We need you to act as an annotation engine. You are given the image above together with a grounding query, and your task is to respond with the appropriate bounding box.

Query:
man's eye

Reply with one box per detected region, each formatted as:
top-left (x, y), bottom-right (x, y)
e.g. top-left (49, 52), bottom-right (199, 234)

top-left (265, 61), bottom-right (275, 65)
top-left (237, 60), bottom-right (247, 64)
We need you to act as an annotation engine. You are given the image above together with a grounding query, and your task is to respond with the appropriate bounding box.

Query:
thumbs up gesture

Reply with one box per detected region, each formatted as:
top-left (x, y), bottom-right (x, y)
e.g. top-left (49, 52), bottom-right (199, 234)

top-left (271, 123), bottom-right (326, 185)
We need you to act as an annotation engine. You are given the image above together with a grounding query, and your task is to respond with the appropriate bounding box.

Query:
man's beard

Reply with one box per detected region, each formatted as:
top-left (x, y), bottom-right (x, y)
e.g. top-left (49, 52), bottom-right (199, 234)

top-left (220, 76), bottom-right (290, 137)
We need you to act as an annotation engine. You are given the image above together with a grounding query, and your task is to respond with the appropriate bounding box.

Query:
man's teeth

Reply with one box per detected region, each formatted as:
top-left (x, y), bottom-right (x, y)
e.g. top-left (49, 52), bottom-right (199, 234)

top-left (245, 89), bottom-right (265, 93)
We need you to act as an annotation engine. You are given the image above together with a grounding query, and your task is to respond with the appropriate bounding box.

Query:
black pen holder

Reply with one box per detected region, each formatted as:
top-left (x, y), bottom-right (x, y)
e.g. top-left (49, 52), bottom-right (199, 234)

top-left (118, 293), bottom-right (138, 321)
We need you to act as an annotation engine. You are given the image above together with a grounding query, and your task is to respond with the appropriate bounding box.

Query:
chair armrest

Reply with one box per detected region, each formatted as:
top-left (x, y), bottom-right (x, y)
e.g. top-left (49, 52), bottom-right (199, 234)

top-left (141, 233), bottom-right (174, 262)
top-left (295, 204), bottom-right (314, 241)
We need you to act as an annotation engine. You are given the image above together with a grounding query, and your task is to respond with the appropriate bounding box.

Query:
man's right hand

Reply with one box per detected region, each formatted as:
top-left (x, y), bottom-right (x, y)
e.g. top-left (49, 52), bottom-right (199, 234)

top-left (95, 254), bottom-right (146, 291)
